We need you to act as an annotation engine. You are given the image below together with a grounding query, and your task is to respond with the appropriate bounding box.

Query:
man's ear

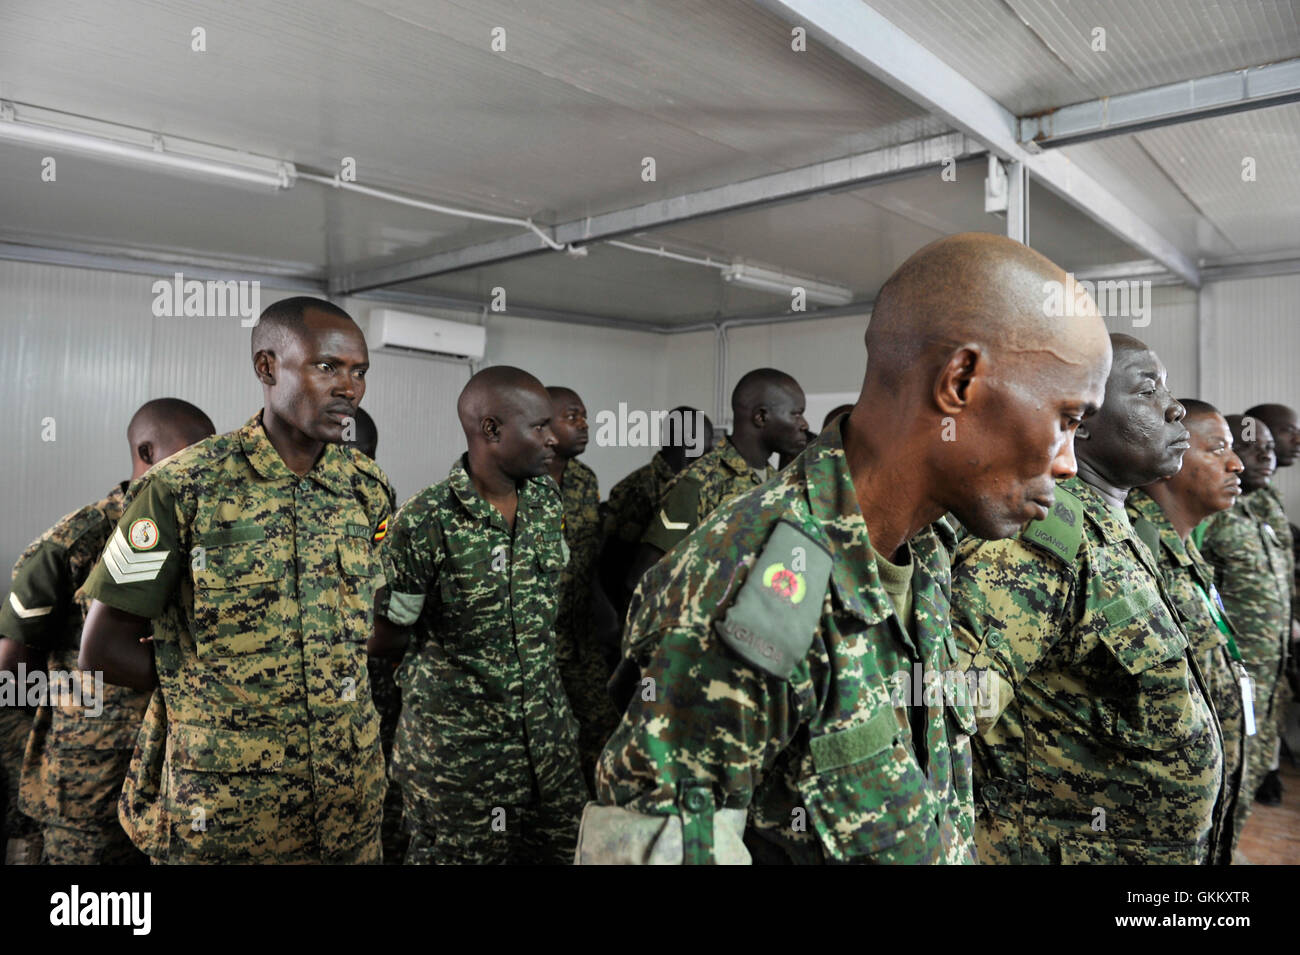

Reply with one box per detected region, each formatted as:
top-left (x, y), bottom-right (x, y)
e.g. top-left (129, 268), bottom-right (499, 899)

top-left (136, 442), bottom-right (154, 466)
top-left (254, 350), bottom-right (276, 386)
top-left (481, 415), bottom-right (501, 443)
top-left (751, 406), bottom-right (769, 429)
top-left (934, 344), bottom-right (981, 415)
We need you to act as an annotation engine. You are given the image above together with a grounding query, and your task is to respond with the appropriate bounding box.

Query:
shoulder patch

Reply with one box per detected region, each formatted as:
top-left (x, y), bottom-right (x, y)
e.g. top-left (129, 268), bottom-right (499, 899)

top-left (714, 519), bottom-right (831, 680)
top-left (1020, 486), bottom-right (1084, 565)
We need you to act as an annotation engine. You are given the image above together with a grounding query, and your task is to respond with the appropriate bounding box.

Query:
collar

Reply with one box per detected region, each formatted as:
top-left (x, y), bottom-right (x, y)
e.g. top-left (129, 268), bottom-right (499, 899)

top-left (1066, 477), bottom-right (1161, 579)
top-left (717, 436), bottom-right (756, 476)
top-left (799, 419), bottom-right (893, 626)
top-left (448, 453), bottom-right (544, 532)
top-left (1125, 488), bottom-right (1192, 568)
top-left (238, 411), bottom-right (349, 495)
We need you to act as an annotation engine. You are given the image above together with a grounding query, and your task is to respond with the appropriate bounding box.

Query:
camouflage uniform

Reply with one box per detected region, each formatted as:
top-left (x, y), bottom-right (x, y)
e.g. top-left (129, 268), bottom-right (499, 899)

top-left (1126, 488), bottom-right (1249, 862)
top-left (379, 454), bottom-right (587, 864)
top-left (951, 476), bottom-right (1224, 864)
top-left (582, 423), bottom-right (977, 864)
top-left (0, 482), bottom-right (150, 864)
top-left (602, 451), bottom-right (677, 548)
top-left (82, 413), bottom-right (393, 864)
top-left (368, 653), bottom-right (408, 864)
top-left (1200, 487), bottom-right (1291, 837)
top-left (0, 708), bottom-right (38, 862)
top-left (641, 438), bottom-right (769, 557)
top-left (554, 457), bottom-right (621, 794)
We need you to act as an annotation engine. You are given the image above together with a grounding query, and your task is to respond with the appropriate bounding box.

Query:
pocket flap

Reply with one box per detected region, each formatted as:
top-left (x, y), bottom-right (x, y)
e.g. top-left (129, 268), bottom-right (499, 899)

top-left (170, 722), bottom-right (286, 773)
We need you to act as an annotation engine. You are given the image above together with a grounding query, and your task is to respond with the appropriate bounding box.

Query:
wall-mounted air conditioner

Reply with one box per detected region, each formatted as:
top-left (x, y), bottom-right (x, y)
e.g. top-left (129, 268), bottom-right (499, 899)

top-left (370, 308), bottom-right (486, 360)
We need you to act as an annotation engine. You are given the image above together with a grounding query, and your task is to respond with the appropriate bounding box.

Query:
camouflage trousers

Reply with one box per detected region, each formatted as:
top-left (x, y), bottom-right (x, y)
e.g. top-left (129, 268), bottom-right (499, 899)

top-left (394, 733), bottom-right (587, 865)
top-left (40, 820), bottom-right (148, 865)
top-left (1, 707), bottom-right (38, 851)
top-left (556, 625), bottom-right (624, 796)
top-left (1235, 675), bottom-right (1292, 837)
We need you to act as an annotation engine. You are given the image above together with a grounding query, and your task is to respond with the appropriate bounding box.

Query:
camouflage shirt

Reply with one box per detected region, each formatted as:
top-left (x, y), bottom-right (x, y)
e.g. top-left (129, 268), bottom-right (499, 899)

top-left (1126, 488), bottom-right (1248, 864)
top-left (1259, 485), bottom-right (1296, 616)
top-left (378, 454), bottom-right (580, 811)
top-left (82, 413), bottom-right (394, 863)
top-left (1200, 488), bottom-right (1291, 720)
top-left (641, 437), bottom-right (768, 555)
top-left (0, 482), bottom-right (154, 827)
top-left (952, 476), bottom-right (1224, 865)
top-left (583, 422), bottom-right (976, 865)
top-left (556, 456), bottom-right (601, 666)
top-left (602, 451), bottom-right (677, 546)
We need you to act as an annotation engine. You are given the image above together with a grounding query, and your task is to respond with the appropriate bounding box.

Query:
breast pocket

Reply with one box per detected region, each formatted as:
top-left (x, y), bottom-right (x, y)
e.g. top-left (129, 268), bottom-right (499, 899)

top-left (1093, 589), bottom-right (1206, 751)
top-left (797, 708), bottom-right (945, 864)
top-left (337, 528), bottom-right (382, 644)
top-left (438, 543), bottom-right (505, 632)
top-left (192, 528), bottom-right (286, 658)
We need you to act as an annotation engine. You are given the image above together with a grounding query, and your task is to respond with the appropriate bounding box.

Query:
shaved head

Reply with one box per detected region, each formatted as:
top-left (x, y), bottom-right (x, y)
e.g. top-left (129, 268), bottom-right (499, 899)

top-left (459, 365), bottom-right (557, 480)
top-left (250, 296), bottom-right (355, 359)
top-left (1177, 398), bottom-right (1220, 424)
top-left (730, 368), bottom-right (808, 459)
top-left (1227, 413), bottom-right (1276, 491)
top-left (853, 232), bottom-right (1112, 542)
top-left (126, 397), bottom-right (215, 477)
top-left (866, 233), bottom-right (1110, 390)
top-left (1244, 402), bottom-right (1299, 466)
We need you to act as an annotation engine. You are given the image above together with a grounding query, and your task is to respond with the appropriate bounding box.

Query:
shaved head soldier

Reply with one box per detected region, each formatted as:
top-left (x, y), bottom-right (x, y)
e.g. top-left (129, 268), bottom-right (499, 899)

top-left (79, 296), bottom-right (395, 864)
top-left (0, 399), bottom-right (213, 865)
top-left (544, 386), bottom-right (619, 793)
top-left (1201, 413), bottom-right (1293, 830)
top-left (373, 366), bottom-right (587, 863)
top-left (954, 333), bottom-right (1225, 864)
top-left (1127, 399), bottom-right (1249, 862)
top-left (631, 370), bottom-right (807, 584)
top-left (579, 232), bottom-right (1111, 864)
top-left (1239, 403), bottom-right (1298, 806)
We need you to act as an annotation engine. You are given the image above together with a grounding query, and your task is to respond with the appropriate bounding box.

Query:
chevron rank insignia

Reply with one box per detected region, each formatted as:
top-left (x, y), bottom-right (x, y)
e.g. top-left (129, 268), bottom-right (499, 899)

top-left (103, 527), bottom-right (170, 584)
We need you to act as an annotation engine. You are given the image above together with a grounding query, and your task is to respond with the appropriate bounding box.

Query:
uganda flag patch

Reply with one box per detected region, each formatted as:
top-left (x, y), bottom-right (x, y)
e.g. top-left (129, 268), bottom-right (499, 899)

top-left (373, 517), bottom-right (388, 543)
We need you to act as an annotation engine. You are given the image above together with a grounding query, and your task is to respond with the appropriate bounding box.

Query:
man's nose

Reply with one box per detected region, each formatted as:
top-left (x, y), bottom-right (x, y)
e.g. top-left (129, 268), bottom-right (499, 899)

top-left (1051, 434), bottom-right (1078, 480)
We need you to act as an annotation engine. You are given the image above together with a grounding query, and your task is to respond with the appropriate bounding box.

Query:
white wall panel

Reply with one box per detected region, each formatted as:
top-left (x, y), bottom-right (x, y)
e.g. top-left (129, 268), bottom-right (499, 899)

top-left (1200, 273), bottom-right (1300, 520)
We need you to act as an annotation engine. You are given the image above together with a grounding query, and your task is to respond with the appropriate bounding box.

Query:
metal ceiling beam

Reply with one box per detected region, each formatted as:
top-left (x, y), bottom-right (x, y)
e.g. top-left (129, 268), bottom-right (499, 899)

top-left (1020, 58), bottom-right (1300, 149)
top-left (755, 0), bottom-right (1201, 287)
top-left (328, 131), bottom-right (983, 294)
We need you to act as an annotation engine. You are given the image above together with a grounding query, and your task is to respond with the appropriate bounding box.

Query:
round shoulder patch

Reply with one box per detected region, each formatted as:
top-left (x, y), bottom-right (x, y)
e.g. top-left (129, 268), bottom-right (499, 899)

top-left (762, 562), bottom-right (807, 604)
top-left (128, 518), bottom-right (160, 551)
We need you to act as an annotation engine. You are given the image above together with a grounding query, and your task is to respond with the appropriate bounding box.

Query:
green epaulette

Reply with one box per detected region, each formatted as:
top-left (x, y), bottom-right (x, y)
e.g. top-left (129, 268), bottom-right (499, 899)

top-left (1132, 517), bottom-right (1161, 560)
top-left (1020, 484), bottom-right (1085, 565)
top-left (714, 518), bottom-right (831, 680)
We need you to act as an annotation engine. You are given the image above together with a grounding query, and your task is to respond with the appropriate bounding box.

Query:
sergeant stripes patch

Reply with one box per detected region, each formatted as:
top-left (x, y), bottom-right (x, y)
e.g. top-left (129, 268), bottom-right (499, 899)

top-left (102, 527), bottom-right (169, 584)
top-left (7, 592), bottom-right (54, 618)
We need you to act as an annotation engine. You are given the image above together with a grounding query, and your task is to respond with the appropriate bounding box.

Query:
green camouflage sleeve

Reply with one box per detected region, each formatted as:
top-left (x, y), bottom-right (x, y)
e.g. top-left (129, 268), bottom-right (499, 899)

top-left (81, 479), bottom-right (184, 620)
top-left (950, 537), bottom-right (1073, 732)
top-left (377, 501), bottom-right (442, 627)
top-left (591, 619), bottom-right (807, 860)
top-left (640, 474), bottom-right (701, 554)
top-left (0, 539), bottom-right (70, 647)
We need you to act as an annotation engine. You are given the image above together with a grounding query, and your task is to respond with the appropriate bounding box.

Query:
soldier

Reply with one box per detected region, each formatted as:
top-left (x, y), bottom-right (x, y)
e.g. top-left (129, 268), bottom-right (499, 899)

top-left (1239, 403), bottom-right (1298, 805)
top-left (579, 233), bottom-right (1111, 864)
top-left (0, 399), bottom-right (214, 865)
top-left (544, 386), bottom-right (621, 793)
top-left (1201, 415), bottom-right (1291, 832)
top-left (79, 296), bottom-right (394, 864)
top-left (952, 334), bottom-right (1224, 865)
top-left (630, 369), bottom-right (808, 583)
top-left (372, 366), bottom-right (587, 864)
top-left (597, 407), bottom-right (714, 653)
top-left (1126, 399), bottom-right (1249, 863)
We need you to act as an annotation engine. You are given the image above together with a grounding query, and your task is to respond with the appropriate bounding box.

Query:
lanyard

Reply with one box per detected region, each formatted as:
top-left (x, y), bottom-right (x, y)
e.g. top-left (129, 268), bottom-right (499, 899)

top-left (1192, 580), bottom-right (1242, 661)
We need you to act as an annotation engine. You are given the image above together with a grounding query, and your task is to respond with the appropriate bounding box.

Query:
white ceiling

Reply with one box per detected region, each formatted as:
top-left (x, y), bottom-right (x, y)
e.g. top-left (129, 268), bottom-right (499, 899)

top-left (0, 0), bottom-right (1296, 327)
